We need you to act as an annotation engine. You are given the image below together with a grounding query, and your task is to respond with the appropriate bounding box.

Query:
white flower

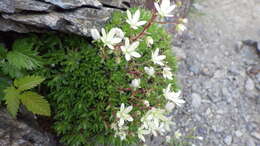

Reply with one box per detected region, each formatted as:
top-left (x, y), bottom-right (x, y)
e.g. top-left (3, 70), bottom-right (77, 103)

top-left (146, 36), bottom-right (154, 47)
top-left (163, 84), bottom-right (185, 107)
top-left (100, 28), bottom-right (124, 50)
top-left (137, 126), bottom-right (150, 142)
top-left (121, 38), bottom-right (141, 61)
top-left (140, 107), bottom-right (173, 137)
top-left (162, 67), bottom-right (173, 80)
top-left (154, 0), bottom-right (176, 17)
top-left (116, 103), bottom-right (133, 127)
top-left (165, 102), bottom-right (175, 112)
top-left (143, 100), bottom-right (150, 107)
top-left (130, 78), bottom-right (141, 88)
top-left (174, 130), bottom-right (182, 139)
top-left (151, 48), bottom-right (166, 66)
top-left (112, 28), bottom-right (124, 39)
top-left (114, 125), bottom-right (128, 140)
top-left (126, 10), bottom-right (147, 30)
top-left (90, 28), bottom-right (101, 40)
top-left (144, 66), bottom-right (155, 77)
top-left (176, 24), bottom-right (187, 32)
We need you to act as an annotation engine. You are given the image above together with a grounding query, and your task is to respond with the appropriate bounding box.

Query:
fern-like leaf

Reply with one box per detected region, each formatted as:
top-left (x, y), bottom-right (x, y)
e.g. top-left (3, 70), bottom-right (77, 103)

top-left (6, 51), bottom-right (41, 70)
top-left (20, 91), bottom-right (50, 116)
top-left (0, 76), bottom-right (11, 101)
top-left (6, 37), bottom-right (42, 70)
top-left (14, 76), bottom-right (45, 91)
top-left (4, 87), bottom-right (20, 117)
top-left (0, 62), bottom-right (26, 78)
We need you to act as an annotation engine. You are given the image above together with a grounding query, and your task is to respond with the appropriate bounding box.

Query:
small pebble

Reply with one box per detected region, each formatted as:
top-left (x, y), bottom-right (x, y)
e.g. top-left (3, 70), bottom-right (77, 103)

top-left (224, 135), bottom-right (233, 145)
top-left (245, 78), bottom-right (255, 91)
top-left (235, 130), bottom-right (243, 137)
top-left (251, 132), bottom-right (260, 140)
top-left (192, 93), bottom-right (202, 108)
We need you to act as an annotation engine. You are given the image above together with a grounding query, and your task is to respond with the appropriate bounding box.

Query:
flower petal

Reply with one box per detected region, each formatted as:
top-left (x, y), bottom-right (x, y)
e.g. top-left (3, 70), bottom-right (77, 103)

top-left (127, 10), bottom-right (132, 20)
top-left (136, 21), bottom-right (147, 26)
top-left (133, 9), bottom-right (140, 23)
top-left (131, 52), bottom-right (141, 58)
top-left (90, 29), bottom-right (101, 40)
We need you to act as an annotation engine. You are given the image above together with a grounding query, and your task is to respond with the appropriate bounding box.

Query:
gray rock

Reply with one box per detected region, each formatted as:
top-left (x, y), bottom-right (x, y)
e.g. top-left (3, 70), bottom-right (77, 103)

top-left (0, 16), bottom-right (44, 33)
top-left (188, 65), bottom-right (200, 74)
top-left (235, 41), bottom-right (244, 51)
top-left (235, 130), bottom-right (243, 137)
top-left (246, 138), bottom-right (256, 146)
top-left (15, 0), bottom-right (55, 12)
top-left (172, 46), bottom-right (187, 60)
top-left (43, 0), bottom-right (102, 9)
top-left (2, 7), bottom-right (114, 36)
top-left (251, 132), bottom-right (260, 140)
top-left (0, 0), bottom-right (15, 13)
top-left (256, 73), bottom-right (260, 83)
top-left (191, 93), bottom-right (202, 108)
top-left (100, 0), bottom-right (130, 8)
top-left (245, 78), bottom-right (255, 91)
top-left (224, 135), bottom-right (233, 145)
top-left (0, 108), bottom-right (55, 146)
top-left (257, 96), bottom-right (260, 104)
top-left (0, 0), bottom-right (126, 36)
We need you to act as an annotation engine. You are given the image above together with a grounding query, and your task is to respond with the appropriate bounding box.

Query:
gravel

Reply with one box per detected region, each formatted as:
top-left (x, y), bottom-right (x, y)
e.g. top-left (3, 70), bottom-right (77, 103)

top-left (169, 0), bottom-right (260, 145)
top-left (147, 0), bottom-right (260, 145)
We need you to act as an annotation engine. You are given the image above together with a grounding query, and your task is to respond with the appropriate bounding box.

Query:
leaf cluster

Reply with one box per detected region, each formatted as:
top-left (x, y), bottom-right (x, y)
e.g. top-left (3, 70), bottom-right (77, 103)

top-left (0, 36), bottom-right (50, 119)
top-left (4, 76), bottom-right (50, 117)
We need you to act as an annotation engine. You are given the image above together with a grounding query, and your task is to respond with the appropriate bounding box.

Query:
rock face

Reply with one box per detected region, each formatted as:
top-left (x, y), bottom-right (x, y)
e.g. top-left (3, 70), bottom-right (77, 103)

top-left (0, 0), bottom-right (130, 36)
top-left (0, 108), bottom-right (55, 146)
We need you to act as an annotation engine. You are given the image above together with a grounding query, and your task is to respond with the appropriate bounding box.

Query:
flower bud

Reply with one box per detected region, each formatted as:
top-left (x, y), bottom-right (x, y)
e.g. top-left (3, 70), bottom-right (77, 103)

top-left (130, 79), bottom-right (141, 88)
top-left (144, 66), bottom-right (155, 77)
top-left (146, 36), bottom-right (154, 47)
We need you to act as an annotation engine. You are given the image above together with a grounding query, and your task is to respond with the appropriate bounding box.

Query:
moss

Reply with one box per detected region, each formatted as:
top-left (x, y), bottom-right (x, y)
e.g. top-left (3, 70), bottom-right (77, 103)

top-left (31, 8), bottom-right (179, 146)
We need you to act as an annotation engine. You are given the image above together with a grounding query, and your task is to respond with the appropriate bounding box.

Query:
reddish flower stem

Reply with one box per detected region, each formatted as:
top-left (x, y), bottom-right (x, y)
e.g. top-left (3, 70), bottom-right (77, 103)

top-left (131, 10), bottom-right (158, 42)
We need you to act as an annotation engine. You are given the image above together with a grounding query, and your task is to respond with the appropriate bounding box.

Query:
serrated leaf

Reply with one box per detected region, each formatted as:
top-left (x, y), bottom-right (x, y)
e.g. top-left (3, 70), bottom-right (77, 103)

top-left (6, 50), bottom-right (41, 70)
top-left (0, 76), bottom-right (11, 101)
top-left (4, 86), bottom-right (20, 117)
top-left (14, 76), bottom-right (45, 91)
top-left (20, 91), bottom-right (50, 116)
top-left (0, 62), bottom-right (26, 78)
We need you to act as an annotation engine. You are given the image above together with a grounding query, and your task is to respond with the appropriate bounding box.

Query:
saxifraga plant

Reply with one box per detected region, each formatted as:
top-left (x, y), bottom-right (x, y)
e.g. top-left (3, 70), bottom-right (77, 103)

top-left (36, 1), bottom-right (188, 145)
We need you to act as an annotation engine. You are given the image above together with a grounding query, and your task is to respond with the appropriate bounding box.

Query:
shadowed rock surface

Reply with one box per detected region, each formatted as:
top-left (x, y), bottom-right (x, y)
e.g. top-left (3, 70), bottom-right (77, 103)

top-left (0, 108), bottom-right (55, 146)
top-left (0, 0), bottom-right (130, 36)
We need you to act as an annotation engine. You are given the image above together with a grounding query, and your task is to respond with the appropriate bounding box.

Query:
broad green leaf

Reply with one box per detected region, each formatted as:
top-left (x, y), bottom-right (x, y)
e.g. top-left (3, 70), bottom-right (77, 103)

top-left (4, 86), bottom-right (20, 117)
top-left (14, 76), bottom-right (45, 91)
top-left (20, 91), bottom-right (50, 116)
top-left (14, 76), bottom-right (44, 91)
